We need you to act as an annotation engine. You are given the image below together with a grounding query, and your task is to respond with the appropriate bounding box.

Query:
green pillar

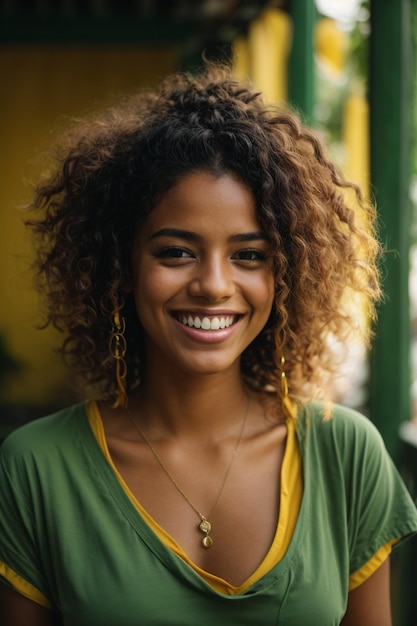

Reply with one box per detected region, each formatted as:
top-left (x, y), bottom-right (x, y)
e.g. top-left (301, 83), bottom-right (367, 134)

top-left (288, 0), bottom-right (316, 122)
top-left (369, 0), bottom-right (413, 459)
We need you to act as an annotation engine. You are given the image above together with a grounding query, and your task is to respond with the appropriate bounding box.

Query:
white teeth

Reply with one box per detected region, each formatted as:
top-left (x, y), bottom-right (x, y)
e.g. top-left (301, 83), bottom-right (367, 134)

top-left (201, 317), bottom-right (211, 330)
top-left (211, 317), bottom-right (220, 330)
top-left (179, 315), bottom-right (235, 330)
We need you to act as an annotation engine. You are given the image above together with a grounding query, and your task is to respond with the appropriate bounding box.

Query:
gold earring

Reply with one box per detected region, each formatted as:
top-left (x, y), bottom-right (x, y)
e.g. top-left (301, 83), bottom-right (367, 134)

top-left (109, 297), bottom-right (128, 408)
top-left (280, 355), bottom-right (295, 419)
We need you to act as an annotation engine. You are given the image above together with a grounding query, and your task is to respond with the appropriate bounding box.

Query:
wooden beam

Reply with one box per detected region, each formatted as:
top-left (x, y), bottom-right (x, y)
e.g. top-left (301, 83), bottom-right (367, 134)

top-left (0, 17), bottom-right (194, 44)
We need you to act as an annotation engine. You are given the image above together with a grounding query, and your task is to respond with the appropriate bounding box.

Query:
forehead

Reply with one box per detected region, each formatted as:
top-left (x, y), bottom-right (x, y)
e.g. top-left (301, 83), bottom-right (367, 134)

top-left (143, 170), bottom-right (260, 235)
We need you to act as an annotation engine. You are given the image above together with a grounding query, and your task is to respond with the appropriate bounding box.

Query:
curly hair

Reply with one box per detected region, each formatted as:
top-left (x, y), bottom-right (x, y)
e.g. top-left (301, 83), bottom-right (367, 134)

top-left (28, 63), bottom-right (381, 406)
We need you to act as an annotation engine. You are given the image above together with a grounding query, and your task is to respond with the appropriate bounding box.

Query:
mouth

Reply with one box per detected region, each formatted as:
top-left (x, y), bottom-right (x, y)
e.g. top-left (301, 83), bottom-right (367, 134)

top-left (174, 313), bottom-right (239, 331)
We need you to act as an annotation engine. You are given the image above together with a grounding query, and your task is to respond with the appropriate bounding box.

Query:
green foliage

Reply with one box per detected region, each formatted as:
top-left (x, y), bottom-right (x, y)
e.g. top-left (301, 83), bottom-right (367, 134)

top-left (314, 1), bottom-right (370, 164)
top-left (348, 0), bottom-right (370, 87)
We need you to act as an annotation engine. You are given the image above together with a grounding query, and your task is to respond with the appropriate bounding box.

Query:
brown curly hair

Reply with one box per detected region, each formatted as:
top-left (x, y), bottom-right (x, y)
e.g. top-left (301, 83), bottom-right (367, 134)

top-left (28, 63), bottom-right (381, 406)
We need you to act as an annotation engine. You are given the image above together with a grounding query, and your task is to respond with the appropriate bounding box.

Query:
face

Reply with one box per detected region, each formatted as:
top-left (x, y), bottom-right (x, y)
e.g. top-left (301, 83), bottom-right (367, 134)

top-left (131, 170), bottom-right (275, 379)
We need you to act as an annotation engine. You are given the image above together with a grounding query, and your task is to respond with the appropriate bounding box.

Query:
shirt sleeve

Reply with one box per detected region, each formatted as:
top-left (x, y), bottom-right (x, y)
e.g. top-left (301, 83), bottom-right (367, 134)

top-left (0, 431), bottom-right (52, 607)
top-left (338, 407), bottom-right (417, 577)
top-left (348, 539), bottom-right (395, 590)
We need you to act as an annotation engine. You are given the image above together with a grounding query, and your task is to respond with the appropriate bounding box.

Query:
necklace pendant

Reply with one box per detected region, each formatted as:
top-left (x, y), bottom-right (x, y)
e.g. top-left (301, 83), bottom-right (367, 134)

top-left (202, 535), bottom-right (213, 548)
top-left (199, 517), bottom-right (211, 534)
top-left (199, 516), bottom-right (213, 548)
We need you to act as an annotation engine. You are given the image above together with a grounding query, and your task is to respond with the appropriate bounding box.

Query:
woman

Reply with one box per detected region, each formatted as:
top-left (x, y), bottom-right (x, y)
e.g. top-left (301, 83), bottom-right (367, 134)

top-left (0, 64), bottom-right (416, 625)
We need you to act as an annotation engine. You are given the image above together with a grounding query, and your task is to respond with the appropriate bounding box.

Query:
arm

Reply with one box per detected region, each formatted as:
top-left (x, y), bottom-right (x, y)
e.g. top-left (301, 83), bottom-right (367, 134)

top-left (341, 559), bottom-right (391, 626)
top-left (0, 583), bottom-right (58, 626)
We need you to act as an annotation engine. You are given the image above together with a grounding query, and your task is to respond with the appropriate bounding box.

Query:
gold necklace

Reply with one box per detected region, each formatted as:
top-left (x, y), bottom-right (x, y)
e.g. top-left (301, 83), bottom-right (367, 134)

top-left (127, 393), bottom-right (249, 549)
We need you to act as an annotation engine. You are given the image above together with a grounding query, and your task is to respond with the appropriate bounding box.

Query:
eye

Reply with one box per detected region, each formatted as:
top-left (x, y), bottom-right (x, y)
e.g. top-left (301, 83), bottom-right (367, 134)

top-left (233, 249), bottom-right (268, 263)
top-left (154, 247), bottom-right (195, 263)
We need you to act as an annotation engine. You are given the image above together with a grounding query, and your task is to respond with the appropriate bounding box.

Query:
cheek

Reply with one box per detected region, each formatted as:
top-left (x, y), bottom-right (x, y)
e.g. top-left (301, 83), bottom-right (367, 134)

top-left (243, 271), bottom-right (275, 325)
top-left (262, 292), bottom-right (276, 323)
top-left (254, 272), bottom-right (275, 308)
top-left (133, 264), bottom-right (183, 313)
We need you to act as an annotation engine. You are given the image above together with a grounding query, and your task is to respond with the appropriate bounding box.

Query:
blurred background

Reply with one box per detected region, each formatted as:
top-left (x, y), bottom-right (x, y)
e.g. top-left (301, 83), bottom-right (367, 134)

top-left (0, 1), bottom-right (416, 623)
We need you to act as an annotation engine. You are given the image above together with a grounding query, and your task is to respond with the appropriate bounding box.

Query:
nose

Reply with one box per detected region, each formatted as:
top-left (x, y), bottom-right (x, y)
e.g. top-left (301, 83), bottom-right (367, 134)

top-left (188, 254), bottom-right (236, 302)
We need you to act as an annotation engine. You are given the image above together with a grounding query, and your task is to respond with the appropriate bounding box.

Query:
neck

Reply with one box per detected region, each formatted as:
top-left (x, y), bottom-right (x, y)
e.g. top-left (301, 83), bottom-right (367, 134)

top-left (129, 369), bottom-right (249, 441)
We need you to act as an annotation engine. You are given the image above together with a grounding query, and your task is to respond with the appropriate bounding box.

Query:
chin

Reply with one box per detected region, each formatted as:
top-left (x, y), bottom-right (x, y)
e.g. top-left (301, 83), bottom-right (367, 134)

top-left (175, 356), bottom-right (239, 377)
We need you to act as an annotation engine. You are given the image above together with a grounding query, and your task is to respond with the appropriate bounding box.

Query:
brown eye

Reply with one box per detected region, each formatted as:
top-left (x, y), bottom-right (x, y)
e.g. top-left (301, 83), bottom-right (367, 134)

top-left (155, 247), bottom-right (193, 259)
top-left (233, 249), bottom-right (267, 262)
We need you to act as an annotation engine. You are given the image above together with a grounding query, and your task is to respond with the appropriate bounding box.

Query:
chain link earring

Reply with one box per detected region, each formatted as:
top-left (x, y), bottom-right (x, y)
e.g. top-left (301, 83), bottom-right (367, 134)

top-left (109, 296), bottom-right (128, 408)
top-left (281, 355), bottom-right (295, 419)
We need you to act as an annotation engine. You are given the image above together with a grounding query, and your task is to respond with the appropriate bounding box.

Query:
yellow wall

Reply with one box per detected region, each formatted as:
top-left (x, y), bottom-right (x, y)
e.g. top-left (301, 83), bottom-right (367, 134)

top-left (0, 46), bottom-right (179, 406)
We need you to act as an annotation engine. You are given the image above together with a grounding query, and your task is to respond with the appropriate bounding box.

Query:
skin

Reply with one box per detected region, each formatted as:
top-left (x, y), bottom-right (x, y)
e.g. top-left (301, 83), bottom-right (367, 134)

top-left (0, 586), bottom-right (58, 626)
top-left (341, 560), bottom-right (391, 626)
top-left (130, 169), bottom-right (275, 379)
top-left (110, 170), bottom-right (283, 581)
top-left (0, 171), bottom-right (393, 624)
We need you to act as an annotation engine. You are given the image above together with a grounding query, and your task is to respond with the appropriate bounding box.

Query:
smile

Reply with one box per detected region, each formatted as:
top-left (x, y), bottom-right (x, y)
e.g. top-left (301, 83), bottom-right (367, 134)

top-left (179, 314), bottom-right (236, 331)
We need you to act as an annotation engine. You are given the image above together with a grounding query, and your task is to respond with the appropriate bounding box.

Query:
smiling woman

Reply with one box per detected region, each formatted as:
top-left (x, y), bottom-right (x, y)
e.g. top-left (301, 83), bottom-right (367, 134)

top-left (0, 63), bottom-right (416, 626)
top-left (131, 171), bottom-right (274, 375)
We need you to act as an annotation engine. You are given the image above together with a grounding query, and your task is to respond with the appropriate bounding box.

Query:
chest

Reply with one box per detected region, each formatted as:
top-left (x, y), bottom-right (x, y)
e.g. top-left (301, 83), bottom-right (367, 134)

top-left (42, 458), bottom-right (346, 626)
top-left (107, 429), bottom-right (286, 586)
top-left (32, 415), bottom-right (349, 624)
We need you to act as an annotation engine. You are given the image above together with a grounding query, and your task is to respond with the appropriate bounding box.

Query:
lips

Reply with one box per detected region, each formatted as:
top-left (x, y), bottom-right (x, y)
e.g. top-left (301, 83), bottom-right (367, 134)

top-left (177, 314), bottom-right (237, 331)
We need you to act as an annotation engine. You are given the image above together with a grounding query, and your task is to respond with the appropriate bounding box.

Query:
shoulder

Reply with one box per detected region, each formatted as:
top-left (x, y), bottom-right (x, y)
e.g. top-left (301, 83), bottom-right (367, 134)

top-left (296, 401), bottom-right (389, 470)
top-left (296, 401), bottom-right (417, 572)
top-left (298, 400), bottom-right (383, 440)
top-left (1, 403), bottom-right (89, 466)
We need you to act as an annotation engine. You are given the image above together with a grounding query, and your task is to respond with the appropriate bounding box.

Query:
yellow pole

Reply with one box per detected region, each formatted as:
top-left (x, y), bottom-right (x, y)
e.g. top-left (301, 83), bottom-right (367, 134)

top-left (248, 8), bottom-right (291, 103)
top-left (232, 35), bottom-right (250, 81)
top-left (343, 90), bottom-right (370, 198)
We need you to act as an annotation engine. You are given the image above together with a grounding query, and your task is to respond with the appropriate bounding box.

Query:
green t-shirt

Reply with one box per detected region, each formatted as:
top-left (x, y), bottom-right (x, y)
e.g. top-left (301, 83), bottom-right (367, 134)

top-left (0, 401), bottom-right (416, 625)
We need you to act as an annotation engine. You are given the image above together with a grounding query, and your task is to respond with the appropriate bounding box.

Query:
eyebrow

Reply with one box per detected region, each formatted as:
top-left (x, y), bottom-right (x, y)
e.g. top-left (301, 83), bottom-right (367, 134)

top-left (149, 228), bottom-right (269, 243)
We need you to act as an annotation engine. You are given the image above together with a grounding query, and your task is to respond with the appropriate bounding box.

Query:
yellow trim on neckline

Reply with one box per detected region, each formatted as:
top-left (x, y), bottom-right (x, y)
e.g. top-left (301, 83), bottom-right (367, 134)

top-left (88, 401), bottom-right (392, 594)
top-left (87, 400), bottom-right (302, 594)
